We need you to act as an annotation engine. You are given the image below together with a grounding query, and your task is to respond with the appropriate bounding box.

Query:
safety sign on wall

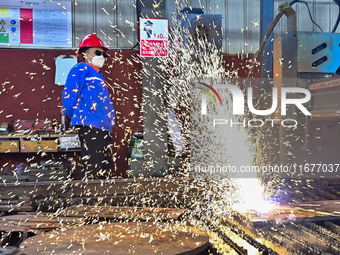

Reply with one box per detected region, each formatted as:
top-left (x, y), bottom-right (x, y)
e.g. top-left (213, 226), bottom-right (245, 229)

top-left (0, 0), bottom-right (72, 48)
top-left (139, 18), bottom-right (168, 58)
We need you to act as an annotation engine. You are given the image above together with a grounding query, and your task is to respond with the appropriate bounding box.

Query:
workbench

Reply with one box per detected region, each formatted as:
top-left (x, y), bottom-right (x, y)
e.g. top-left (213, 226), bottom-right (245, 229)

top-left (0, 133), bottom-right (80, 153)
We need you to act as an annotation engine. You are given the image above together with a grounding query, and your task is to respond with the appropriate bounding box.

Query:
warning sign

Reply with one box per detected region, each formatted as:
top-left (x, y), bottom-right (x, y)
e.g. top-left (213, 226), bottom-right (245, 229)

top-left (139, 18), bottom-right (168, 58)
top-left (0, 0), bottom-right (72, 48)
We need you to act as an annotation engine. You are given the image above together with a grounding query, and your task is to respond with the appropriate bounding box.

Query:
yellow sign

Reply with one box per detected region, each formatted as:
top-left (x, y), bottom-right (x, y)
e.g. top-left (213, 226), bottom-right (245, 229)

top-left (0, 7), bottom-right (9, 17)
top-left (0, 19), bottom-right (5, 25)
top-left (0, 27), bottom-right (6, 32)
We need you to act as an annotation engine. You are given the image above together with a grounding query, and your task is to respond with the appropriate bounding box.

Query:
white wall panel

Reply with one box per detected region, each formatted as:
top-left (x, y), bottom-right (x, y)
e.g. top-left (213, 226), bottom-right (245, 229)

top-left (274, 0), bottom-right (337, 36)
top-left (73, 0), bottom-right (95, 48)
top-left (314, 0), bottom-right (331, 32)
top-left (296, 0), bottom-right (315, 32)
top-left (96, 0), bottom-right (117, 48)
top-left (72, 0), bottom-right (340, 53)
top-left (116, 0), bottom-right (136, 48)
top-left (330, 0), bottom-right (340, 32)
top-left (226, 0), bottom-right (245, 54)
top-left (245, 0), bottom-right (260, 55)
top-left (207, 0), bottom-right (227, 53)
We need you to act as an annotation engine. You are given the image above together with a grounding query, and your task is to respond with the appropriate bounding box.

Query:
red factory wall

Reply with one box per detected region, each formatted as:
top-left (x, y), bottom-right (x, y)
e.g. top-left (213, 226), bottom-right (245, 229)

top-left (0, 49), bottom-right (254, 177)
top-left (0, 49), bottom-right (143, 177)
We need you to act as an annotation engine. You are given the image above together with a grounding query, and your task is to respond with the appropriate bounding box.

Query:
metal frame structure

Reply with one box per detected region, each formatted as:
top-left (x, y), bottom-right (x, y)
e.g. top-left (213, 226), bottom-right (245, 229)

top-left (271, 4), bottom-right (340, 163)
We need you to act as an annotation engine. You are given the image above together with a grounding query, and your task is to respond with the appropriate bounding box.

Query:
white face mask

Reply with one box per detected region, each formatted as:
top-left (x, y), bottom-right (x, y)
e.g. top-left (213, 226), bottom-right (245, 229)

top-left (92, 55), bottom-right (105, 68)
top-left (88, 54), bottom-right (105, 68)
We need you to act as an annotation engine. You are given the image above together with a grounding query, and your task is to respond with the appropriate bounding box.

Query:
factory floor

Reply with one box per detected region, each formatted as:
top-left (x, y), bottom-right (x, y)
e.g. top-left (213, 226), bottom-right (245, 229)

top-left (0, 178), bottom-right (339, 254)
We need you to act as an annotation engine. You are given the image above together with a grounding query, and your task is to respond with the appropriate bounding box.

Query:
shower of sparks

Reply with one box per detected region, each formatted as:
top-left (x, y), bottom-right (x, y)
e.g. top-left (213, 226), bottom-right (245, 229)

top-left (155, 12), bottom-right (275, 218)
top-left (1, 2), bottom-right (336, 255)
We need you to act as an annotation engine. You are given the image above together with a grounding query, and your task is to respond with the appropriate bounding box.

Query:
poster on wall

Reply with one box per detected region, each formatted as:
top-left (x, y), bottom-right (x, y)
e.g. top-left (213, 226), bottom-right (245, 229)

top-left (139, 18), bottom-right (168, 58)
top-left (0, 0), bottom-right (72, 48)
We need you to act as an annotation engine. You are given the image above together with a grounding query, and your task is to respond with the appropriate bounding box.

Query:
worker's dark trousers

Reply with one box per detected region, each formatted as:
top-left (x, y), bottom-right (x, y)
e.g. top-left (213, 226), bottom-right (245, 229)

top-left (77, 126), bottom-right (113, 179)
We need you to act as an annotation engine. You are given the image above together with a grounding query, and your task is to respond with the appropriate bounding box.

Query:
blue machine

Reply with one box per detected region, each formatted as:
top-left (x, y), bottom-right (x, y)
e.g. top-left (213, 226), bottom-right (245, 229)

top-left (178, 8), bottom-right (222, 50)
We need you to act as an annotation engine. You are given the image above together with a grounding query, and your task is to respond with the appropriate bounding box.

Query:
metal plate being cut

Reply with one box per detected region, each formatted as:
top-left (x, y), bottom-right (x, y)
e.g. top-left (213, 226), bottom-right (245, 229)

top-left (20, 222), bottom-right (209, 255)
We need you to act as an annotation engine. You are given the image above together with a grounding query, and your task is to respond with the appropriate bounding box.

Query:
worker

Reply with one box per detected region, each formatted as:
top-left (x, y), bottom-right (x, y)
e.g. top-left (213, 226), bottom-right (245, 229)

top-left (62, 34), bottom-right (115, 179)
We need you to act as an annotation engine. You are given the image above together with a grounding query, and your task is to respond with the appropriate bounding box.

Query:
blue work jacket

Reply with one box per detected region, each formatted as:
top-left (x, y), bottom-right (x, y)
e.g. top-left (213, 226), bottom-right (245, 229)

top-left (62, 62), bottom-right (115, 132)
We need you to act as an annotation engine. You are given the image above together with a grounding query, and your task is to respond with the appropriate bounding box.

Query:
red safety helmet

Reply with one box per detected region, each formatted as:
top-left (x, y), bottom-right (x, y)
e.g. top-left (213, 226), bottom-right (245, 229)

top-left (78, 34), bottom-right (108, 52)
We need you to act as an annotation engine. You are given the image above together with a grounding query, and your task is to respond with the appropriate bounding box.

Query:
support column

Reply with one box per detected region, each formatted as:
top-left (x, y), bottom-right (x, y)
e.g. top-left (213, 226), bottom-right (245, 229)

top-left (260, 0), bottom-right (274, 79)
top-left (140, 1), bottom-right (168, 177)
